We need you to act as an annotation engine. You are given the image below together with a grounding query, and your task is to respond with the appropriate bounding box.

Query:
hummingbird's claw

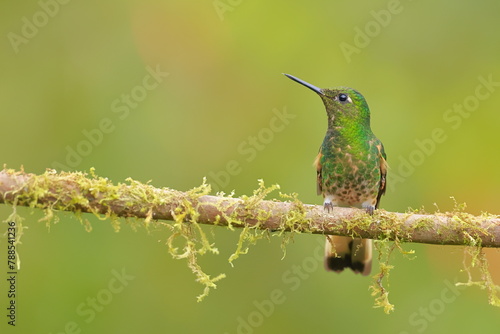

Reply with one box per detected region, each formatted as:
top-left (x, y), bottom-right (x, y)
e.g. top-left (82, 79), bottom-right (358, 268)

top-left (324, 202), bottom-right (334, 212)
top-left (364, 206), bottom-right (375, 216)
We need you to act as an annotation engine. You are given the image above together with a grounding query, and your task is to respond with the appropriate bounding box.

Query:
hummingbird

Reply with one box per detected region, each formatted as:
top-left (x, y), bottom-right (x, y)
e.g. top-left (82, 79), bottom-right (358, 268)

top-left (284, 73), bottom-right (387, 276)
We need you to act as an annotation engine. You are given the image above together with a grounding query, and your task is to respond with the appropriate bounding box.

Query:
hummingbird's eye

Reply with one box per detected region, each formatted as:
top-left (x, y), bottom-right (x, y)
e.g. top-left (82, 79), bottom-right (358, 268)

top-left (338, 94), bottom-right (349, 103)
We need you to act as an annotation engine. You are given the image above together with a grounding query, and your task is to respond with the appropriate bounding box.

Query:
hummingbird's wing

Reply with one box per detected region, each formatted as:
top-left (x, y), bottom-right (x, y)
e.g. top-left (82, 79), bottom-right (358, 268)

top-left (314, 151), bottom-right (323, 195)
top-left (375, 141), bottom-right (388, 209)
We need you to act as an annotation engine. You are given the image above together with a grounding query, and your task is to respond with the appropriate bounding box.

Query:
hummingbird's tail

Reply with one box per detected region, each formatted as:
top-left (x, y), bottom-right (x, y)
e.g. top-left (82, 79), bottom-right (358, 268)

top-left (324, 236), bottom-right (372, 276)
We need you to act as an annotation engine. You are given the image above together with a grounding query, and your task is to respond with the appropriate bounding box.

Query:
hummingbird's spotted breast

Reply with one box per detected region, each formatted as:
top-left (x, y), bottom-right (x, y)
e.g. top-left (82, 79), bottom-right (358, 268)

top-left (319, 138), bottom-right (382, 208)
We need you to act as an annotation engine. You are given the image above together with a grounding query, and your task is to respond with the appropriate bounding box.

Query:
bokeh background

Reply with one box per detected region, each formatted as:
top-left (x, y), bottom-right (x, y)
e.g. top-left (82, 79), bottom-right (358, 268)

top-left (1, 0), bottom-right (500, 333)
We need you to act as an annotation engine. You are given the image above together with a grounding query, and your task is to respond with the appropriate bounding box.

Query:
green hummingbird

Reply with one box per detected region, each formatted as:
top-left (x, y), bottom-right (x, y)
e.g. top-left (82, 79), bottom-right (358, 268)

top-left (284, 73), bottom-right (387, 276)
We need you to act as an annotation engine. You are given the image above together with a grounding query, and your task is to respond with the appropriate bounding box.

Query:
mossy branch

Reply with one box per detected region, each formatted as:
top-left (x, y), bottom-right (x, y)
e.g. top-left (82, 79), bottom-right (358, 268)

top-left (1, 167), bottom-right (499, 310)
top-left (0, 168), bottom-right (498, 248)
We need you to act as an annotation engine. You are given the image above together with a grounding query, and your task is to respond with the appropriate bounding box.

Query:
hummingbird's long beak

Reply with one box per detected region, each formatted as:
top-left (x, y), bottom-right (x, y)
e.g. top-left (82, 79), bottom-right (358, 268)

top-left (283, 73), bottom-right (324, 95)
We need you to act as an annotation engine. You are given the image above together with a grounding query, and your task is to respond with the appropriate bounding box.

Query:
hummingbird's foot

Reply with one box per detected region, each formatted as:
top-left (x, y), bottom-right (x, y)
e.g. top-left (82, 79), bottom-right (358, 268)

top-left (324, 202), bottom-right (334, 212)
top-left (362, 203), bottom-right (375, 216)
top-left (323, 196), bottom-right (336, 212)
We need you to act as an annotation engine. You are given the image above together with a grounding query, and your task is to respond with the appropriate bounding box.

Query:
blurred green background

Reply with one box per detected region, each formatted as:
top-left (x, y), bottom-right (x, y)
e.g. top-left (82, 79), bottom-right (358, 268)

top-left (1, 0), bottom-right (500, 333)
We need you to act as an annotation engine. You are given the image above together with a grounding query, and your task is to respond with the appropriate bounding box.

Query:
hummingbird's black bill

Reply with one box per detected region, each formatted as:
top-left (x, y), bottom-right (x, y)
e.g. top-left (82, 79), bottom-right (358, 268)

top-left (283, 73), bottom-right (323, 95)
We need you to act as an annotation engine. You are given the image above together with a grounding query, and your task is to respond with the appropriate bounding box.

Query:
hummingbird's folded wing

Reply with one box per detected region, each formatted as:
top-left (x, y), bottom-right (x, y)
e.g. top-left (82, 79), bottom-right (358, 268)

top-left (314, 151), bottom-right (323, 195)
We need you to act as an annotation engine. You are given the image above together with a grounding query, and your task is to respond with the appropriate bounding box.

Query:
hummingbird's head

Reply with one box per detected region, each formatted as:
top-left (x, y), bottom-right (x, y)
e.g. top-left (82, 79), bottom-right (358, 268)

top-left (284, 73), bottom-right (370, 128)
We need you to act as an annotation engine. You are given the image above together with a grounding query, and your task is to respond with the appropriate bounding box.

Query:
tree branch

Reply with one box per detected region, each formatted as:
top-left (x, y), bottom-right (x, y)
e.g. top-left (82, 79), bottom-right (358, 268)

top-left (0, 168), bottom-right (498, 248)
